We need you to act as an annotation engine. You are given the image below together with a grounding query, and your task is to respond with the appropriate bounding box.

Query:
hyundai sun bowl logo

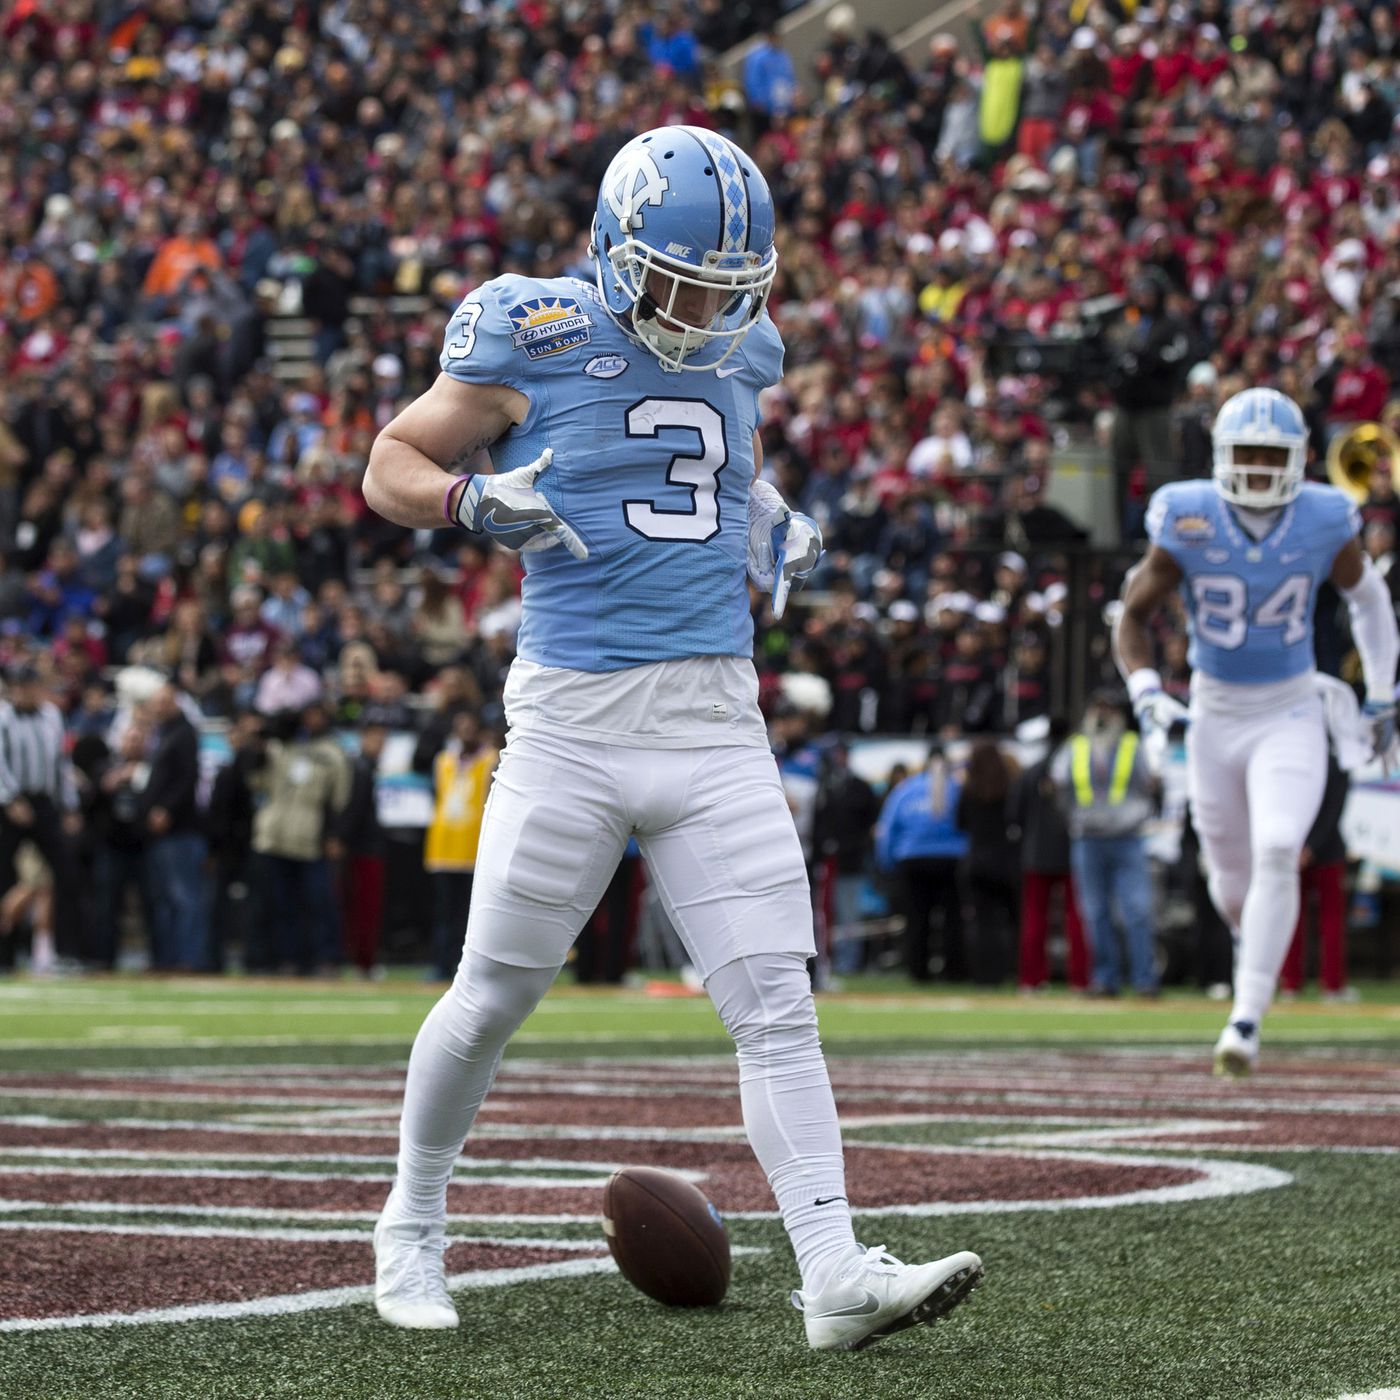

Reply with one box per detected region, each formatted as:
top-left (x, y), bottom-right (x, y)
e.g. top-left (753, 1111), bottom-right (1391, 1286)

top-left (507, 297), bottom-right (593, 360)
top-left (584, 354), bottom-right (628, 379)
top-left (1174, 514), bottom-right (1214, 541)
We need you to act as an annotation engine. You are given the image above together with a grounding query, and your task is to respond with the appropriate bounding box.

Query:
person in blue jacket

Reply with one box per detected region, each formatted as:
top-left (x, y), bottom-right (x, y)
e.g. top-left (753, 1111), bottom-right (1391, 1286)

top-left (875, 743), bottom-right (969, 982)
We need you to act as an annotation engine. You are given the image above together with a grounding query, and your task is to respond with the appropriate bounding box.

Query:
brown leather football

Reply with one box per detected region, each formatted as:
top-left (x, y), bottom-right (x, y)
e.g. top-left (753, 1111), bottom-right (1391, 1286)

top-left (602, 1166), bottom-right (731, 1307)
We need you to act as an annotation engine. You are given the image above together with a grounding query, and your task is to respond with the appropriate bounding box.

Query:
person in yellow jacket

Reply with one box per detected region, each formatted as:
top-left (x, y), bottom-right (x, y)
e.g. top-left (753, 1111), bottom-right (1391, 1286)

top-left (1049, 688), bottom-right (1160, 997)
top-left (424, 710), bottom-right (499, 980)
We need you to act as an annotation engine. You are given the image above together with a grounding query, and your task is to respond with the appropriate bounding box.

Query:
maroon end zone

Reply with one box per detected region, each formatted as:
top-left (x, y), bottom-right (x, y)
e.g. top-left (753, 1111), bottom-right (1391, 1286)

top-left (0, 1048), bottom-right (1395, 1327)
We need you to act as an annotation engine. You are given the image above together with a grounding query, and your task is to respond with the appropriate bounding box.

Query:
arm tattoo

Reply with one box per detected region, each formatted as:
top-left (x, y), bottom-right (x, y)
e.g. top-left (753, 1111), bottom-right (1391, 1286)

top-left (447, 431), bottom-right (498, 472)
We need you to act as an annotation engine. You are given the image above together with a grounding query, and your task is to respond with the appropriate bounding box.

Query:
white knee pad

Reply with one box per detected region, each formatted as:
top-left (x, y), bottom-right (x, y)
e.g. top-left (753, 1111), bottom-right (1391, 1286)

top-left (1208, 869), bottom-right (1249, 933)
top-left (436, 950), bottom-right (559, 1061)
top-left (706, 951), bottom-right (821, 1079)
top-left (1254, 844), bottom-right (1299, 878)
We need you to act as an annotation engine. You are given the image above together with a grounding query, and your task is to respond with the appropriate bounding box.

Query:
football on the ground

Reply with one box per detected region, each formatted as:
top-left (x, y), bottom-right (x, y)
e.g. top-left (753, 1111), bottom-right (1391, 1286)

top-left (602, 1166), bottom-right (731, 1306)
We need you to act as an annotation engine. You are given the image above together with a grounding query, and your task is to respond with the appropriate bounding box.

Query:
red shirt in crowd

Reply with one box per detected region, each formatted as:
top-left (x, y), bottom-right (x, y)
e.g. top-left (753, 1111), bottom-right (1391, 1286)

top-left (1328, 360), bottom-right (1391, 423)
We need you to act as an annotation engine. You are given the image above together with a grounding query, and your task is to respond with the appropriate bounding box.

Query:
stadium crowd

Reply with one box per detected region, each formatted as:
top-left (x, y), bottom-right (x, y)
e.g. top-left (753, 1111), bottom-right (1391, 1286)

top-left (0, 0), bottom-right (1398, 981)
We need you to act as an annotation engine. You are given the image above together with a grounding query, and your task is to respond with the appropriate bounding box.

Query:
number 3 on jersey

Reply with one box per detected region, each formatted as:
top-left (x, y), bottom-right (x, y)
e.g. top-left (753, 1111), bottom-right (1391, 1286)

top-left (623, 398), bottom-right (729, 543)
top-left (1191, 571), bottom-right (1311, 650)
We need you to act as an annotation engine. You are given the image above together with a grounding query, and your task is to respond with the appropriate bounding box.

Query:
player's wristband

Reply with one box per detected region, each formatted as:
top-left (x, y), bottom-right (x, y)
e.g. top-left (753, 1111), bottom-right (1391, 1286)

top-left (1126, 668), bottom-right (1163, 708)
top-left (444, 473), bottom-right (475, 526)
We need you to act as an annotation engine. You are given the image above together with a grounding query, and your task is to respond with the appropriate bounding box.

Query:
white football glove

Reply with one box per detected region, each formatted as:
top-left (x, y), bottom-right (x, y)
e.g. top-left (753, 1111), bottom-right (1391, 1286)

top-left (1135, 688), bottom-right (1190, 735)
top-left (1125, 668), bottom-right (1189, 772)
top-left (747, 479), bottom-right (823, 620)
top-left (452, 448), bottom-right (588, 560)
top-left (1363, 698), bottom-right (1399, 773)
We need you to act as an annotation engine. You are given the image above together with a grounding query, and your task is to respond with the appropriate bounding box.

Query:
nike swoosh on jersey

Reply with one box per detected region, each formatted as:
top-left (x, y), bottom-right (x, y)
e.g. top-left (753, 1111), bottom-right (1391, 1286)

top-left (714, 362), bottom-right (744, 378)
top-left (1280, 550), bottom-right (1306, 563)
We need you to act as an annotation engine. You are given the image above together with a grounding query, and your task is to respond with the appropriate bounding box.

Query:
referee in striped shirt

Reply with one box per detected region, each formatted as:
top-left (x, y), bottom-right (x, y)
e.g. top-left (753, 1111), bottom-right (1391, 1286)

top-left (0, 663), bottom-right (81, 966)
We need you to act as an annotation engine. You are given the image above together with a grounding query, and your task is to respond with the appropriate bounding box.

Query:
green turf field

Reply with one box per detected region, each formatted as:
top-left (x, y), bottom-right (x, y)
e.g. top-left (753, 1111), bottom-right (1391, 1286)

top-left (1, 975), bottom-right (1398, 1400)
top-left (1, 974), bottom-right (1398, 1052)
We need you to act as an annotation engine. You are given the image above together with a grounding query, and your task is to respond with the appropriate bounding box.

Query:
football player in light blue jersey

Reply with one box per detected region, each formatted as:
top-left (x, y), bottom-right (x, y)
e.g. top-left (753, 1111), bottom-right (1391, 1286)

top-left (1116, 387), bottom-right (1399, 1077)
top-left (362, 127), bottom-right (982, 1350)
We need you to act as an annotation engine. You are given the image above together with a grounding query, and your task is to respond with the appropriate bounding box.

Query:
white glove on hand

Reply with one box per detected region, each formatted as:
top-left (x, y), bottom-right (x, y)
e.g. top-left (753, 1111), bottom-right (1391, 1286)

top-left (1126, 668), bottom-right (1189, 751)
top-left (453, 448), bottom-right (588, 559)
top-left (1363, 698), bottom-right (1399, 772)
top-left (1126, 672), bottom-right (1189, 775)
top-left (1135, 689), bottom-right (1190, 735)
top-left (746, 479), bottom-right (823, 620)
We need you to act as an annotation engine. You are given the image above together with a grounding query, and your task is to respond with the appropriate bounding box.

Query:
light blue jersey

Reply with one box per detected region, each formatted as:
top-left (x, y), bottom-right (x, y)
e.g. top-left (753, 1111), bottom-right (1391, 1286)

top-left (1146, 479), bottom-right (1360, 684)
top-left (441, 273), bottom-right (783, 672)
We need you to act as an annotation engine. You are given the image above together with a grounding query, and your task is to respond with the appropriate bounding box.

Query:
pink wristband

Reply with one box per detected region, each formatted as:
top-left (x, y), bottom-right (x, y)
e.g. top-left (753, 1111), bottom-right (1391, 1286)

top-left (443, 474), bottom-right (473, 526)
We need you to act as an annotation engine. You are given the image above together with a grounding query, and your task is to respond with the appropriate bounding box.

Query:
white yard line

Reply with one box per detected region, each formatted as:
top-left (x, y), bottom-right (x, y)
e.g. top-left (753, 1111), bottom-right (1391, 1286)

top-left (0, 1222), bottom-right (608, 1247)
top-left (0, 1148), bottom-right (628, 1172)
top-left (0, 1256), bottom-right (621, 1332)
top-left (0, 1164), bottom-right (628, 1188)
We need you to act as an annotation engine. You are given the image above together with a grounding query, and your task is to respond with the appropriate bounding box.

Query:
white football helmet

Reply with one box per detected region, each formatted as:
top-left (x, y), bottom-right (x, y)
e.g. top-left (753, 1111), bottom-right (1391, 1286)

top-left (589, 126), bottom-right (778, 372)
top-left (1211, 387), bottom-right (1308, 509)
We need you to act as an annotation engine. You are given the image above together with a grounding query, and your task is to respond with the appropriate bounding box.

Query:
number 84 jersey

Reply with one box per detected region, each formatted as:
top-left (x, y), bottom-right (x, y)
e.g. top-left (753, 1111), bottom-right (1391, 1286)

top-left (441, 273), bottom-right (783, 672)
top-left (1146, 479), bottom-right (1360, 684)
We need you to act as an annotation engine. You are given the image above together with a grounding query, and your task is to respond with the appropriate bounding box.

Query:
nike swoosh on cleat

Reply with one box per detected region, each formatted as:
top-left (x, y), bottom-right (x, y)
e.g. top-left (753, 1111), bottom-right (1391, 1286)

top-left (822, 1293), bottom-right (880, 1318)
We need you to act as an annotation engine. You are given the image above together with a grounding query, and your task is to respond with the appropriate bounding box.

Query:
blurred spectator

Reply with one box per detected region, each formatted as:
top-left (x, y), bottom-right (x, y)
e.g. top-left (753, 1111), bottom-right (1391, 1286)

top-left (248, 702), bottom-right (351, 975)
top-left (255, 638), bottom-right (324, 717)
top-left (814, 742), bottom-right (881, 974)
top-left (139, 683), bottom-right (209, 972)
top-left (956, 738), bottom-right (1020, 985)
top-left (1052, 690), bottom-right (1159, 998)
top-left (1107, 272), bottom-right (1193, 535)
top-left (0, 663), bottom-right (80, 966)
top-left (743, 27), bottom-right (798, 128)
top-left (1011, 716), bottom-right (1088, 992)
top-left (875, 745), bottom-right (968, 982)
top-left (90, 718), bottom-right (154, 972)
top-left (423, 710), bottom-right (498, 982)
top-left (338, 724), bottom-right (389, 979)
top-left (1280, 751), bottom-right (1352, 1001)
top-left (205, 711), bottom-right (264, 975)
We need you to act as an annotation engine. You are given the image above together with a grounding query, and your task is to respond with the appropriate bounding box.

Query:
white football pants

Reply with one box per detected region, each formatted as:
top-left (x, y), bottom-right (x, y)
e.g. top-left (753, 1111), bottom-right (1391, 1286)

top-left (390, 733), bottom-right (857, 1291)
top-left (1187, 693), bottom-right (1327, 1028)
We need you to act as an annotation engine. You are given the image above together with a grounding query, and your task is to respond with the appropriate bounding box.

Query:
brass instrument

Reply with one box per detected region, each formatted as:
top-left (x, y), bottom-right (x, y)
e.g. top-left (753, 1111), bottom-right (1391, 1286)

top-left (1326, 421), bottom-right (1400, 503)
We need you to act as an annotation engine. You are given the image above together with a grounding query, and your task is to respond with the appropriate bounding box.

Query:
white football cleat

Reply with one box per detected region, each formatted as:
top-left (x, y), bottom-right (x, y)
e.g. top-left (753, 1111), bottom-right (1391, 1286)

top-left (1213, 1020), bottom-right (1259, 1079)
top-left (792, 1245), bottom-right (983, 1352)
top-left (373, 1214), bottom-right (459, 1329)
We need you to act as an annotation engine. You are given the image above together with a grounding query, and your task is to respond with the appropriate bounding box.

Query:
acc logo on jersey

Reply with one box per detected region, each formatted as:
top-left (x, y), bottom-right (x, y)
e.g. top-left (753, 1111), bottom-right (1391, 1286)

top-left (507, 298), bottom-right (593, 360)
top-left (584, 354), bottom-right (628, 379)
top-left (606, 150), bottom-right (669, 232)
top-left (1174, 514), bottom-right (1215, 541)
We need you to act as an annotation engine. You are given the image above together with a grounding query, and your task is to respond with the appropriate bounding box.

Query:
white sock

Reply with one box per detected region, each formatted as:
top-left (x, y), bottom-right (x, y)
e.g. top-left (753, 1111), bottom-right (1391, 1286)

top-left (31, 929), bottom-right (54, 974)
top-left (390, 951), bottom-right (558, 1223)
top-left (1230, 845), bottom-right (1301, 1029)
top-left (706, 953), bottom-right (858, 1293)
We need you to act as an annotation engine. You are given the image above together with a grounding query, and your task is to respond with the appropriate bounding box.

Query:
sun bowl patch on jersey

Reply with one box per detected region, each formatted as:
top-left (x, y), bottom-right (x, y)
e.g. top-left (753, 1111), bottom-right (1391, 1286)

top-left (1173, 514), bottom-right (1215, 542)
top-left (507, 297), bottom-right (593, 360)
